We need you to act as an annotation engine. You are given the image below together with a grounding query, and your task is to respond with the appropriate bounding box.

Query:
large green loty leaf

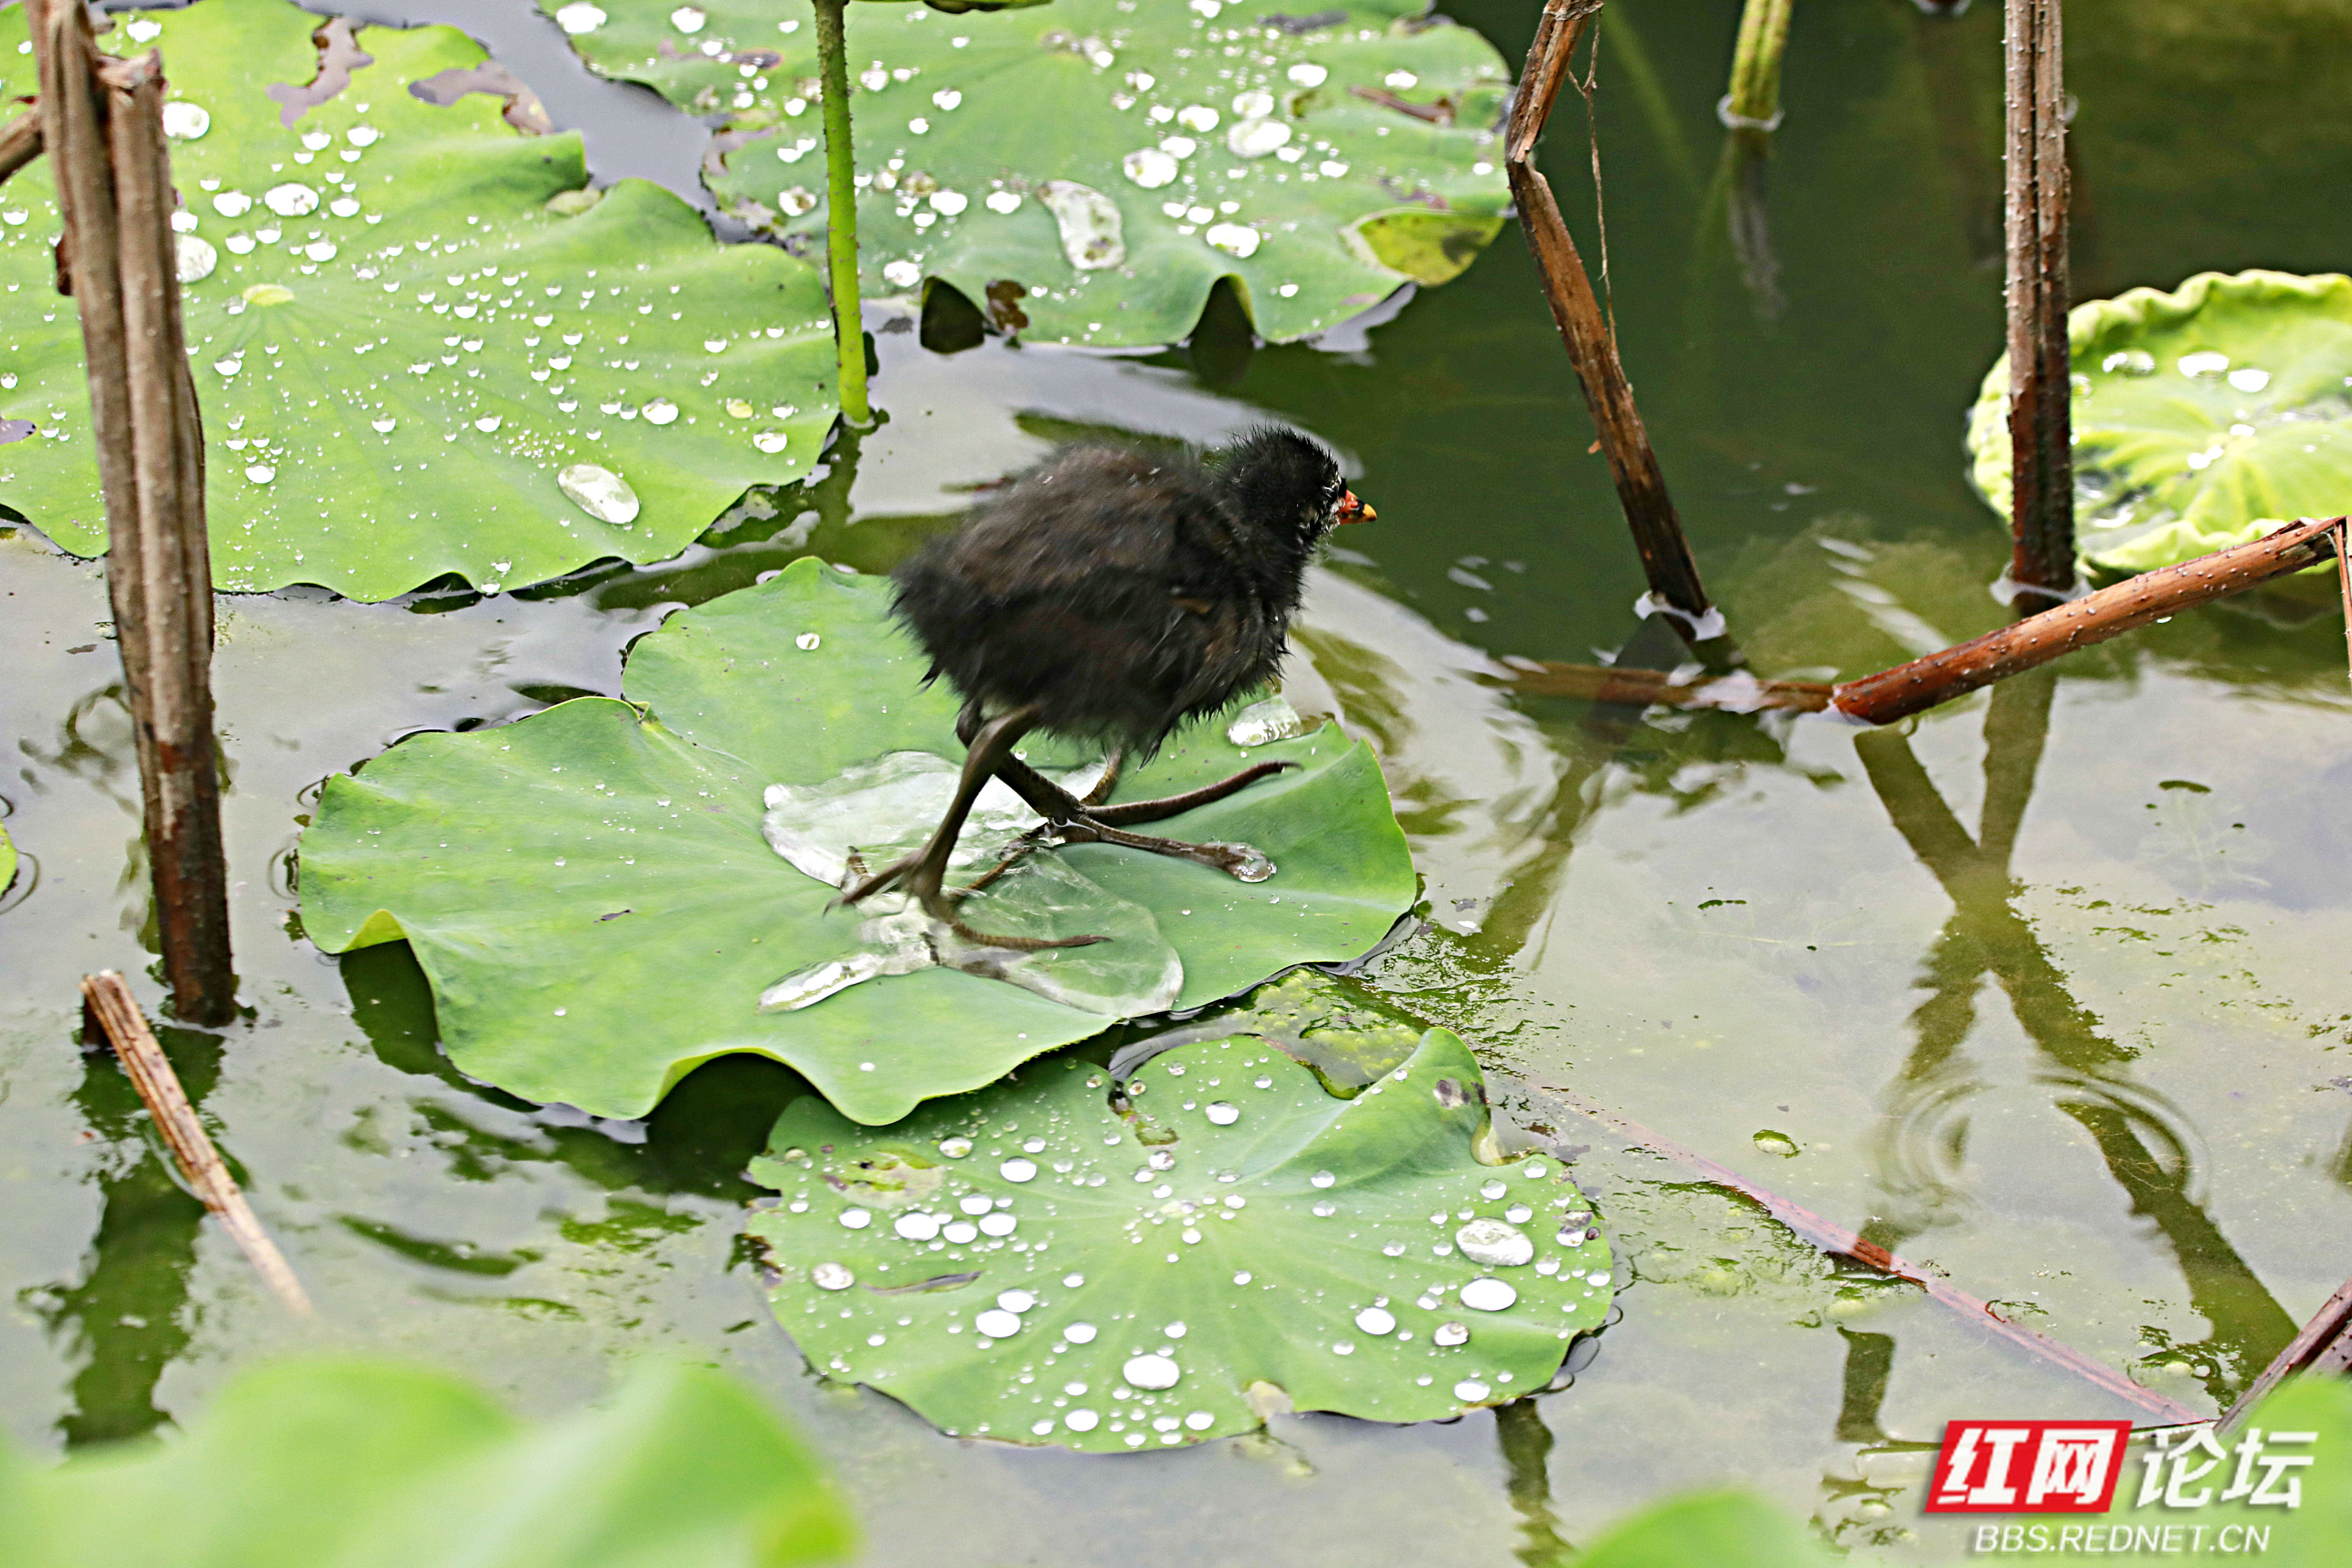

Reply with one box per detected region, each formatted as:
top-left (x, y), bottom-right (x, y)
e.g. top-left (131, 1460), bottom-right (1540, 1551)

top-left (0, 1357), bottom-right (854, 1568)
top-left (542, 0), bottom-right (1512, 346)
top-left (0, 820), bottom-right (13, 897)
top-left (0, 0), bottom-right (836, 600)
top-left (298, 558), bottom-right (1416, 1123)
top-left (745, 1027), bottom-right (1613, 1452)
top-left (1967, 270), bottom-right (2352, 574)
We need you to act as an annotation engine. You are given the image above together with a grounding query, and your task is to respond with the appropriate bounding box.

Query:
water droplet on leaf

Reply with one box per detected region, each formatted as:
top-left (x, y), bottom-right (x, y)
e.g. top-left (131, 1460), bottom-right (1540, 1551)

top-left (1122, 1354), bottom-right (1180, 1390)
top-left (557, 463), bottom-right (639, 525)
top-left (1455, 1218), bottom-right (1534, 1269)
top-left (1459, 1278), bottom-right (1518, 1312)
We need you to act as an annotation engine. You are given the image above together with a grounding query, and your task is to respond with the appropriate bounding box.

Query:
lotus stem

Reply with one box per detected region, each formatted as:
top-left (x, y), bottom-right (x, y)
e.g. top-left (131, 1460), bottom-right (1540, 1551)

top-left (813, 0), bottom-right (870, 427)
top-left (1719, 0), bottom-right (1792, 133)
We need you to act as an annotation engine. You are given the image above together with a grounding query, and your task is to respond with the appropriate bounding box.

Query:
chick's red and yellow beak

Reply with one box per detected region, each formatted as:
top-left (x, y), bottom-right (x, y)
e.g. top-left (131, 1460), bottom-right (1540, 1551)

top-left (1335, 489), bottom-right (1375, 525)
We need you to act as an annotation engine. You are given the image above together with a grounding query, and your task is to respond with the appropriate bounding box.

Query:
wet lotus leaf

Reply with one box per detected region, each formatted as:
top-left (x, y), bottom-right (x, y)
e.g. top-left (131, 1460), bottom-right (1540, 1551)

top-left (0, 0), bottom-right (836, 601)
top-left (1348, 207), bottom-right (1506, 287)
top-left (541, 0), bottom-right (1512, 346)
top-left (1967, 270), bottom-right (2352, 574)
top-left (1129, 970), bottom-right (1427, 1097)
top-left (745, 1026), bottom-right (1614, 1452)
top-left (0, 1357), bottom-right (854, 1567)
top-left (298, 558), bottom-right (1416, 1123)
top-left (0, 821), bottom-right (13, 896)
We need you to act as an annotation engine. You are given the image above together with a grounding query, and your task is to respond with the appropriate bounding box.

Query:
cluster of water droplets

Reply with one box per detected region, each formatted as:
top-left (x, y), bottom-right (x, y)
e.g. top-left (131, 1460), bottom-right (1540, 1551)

top-left (749, 1042), bottom-right (1615, 1449)
top-left (634, 0), bottom-right (1507, 341)
top-left (2070, 344), bottom-right (2352, 542)
top-left (0, 8), bottom-right (835, 594)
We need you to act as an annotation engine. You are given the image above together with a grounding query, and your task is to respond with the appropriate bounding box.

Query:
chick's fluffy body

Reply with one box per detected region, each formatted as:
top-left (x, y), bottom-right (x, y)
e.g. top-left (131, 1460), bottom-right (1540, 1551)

top-left (892, 441), bottom-right (1322, 753)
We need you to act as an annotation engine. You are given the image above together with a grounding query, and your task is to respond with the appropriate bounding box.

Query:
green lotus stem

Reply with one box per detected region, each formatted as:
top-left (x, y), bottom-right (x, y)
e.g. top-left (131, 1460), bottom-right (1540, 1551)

top-left (813, 0), bottom-right (871, 426)
top-left (1721, 0), bottom-right (1793, 132)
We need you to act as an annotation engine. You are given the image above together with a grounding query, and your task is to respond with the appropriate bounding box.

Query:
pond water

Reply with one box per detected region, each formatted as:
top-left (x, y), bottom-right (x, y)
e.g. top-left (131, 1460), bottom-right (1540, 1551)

top-left (7, 0), bottom-right (2352, 1560)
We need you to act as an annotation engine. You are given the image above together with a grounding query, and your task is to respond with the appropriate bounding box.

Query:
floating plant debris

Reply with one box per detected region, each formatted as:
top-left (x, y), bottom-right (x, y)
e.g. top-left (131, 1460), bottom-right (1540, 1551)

top-left (744, 1028), bottom-right (1612, 1451)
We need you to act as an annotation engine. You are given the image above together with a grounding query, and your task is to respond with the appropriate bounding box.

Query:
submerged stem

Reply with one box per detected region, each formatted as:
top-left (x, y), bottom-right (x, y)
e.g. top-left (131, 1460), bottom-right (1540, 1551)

top-left (813, 0), bottom-right (870, 427)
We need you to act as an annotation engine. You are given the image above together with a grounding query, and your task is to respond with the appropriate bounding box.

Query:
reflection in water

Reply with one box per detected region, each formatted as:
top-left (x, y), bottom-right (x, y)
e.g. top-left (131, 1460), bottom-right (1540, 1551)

top-left (1494, 1397), bottom-right (1570, 1566)
top-left (1480, 617), bottom-right (1799, 961)
top-left (24, 1026), bottom-right (222, 1446)
top-left (341, 942), bottom-right (796, 1204)
top-left (583, 423), bottom-right (941, 615)
top-left (1717, 132), bottom-right (1785, 322)
top-left (1822, 1327), bottom-right (1925, 1551)
top-left (1835, 1327), bottom-right (1896, 1446)
top-left (1907, 5), bottom-right (2002, 268)
top-left (1859, 669), bottom-right (2296, 1405)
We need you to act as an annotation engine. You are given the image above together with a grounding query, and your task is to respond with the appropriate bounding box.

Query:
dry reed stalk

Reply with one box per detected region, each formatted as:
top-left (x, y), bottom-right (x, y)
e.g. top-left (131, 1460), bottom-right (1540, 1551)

top-left (1491, 519), bottom-right (2343, 724)
top-left (80, 972), bottom-right (312, 1315)
top-left (1505, 0), bottom-right (1712, 626)
top-left (0, 109), bottom-right (43, 182)
top-left (33, 0), bottom-right (234, 1023)
top-left (2003, 0), bottom-right (2075, 598)
top-left (1832, 516), bottom-right (2339, 724)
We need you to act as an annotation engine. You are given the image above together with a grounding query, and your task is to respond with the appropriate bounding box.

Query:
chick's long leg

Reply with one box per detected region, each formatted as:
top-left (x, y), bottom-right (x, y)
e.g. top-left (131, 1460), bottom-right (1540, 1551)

top-left (953, 709), bottom-right (1297, 834)
top-left (948, 709), bottom-right (1288, 881)
top-left (837, 705), bottom-right (1106, 950)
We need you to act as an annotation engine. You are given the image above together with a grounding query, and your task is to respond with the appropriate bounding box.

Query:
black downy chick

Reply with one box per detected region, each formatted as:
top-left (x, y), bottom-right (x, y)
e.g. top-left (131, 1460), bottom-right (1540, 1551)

top-left (839, 425), bottom-right (1373, 948)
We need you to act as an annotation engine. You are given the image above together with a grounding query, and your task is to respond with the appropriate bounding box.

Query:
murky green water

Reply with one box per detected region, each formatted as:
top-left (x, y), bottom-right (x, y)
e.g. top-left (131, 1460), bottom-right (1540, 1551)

top-left (8, 1), bottom-right (2352, 1560)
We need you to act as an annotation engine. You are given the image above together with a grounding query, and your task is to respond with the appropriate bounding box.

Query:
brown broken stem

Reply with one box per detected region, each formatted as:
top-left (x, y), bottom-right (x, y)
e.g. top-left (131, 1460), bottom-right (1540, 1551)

top-left (1506, 0), bottom-right (1712, 627)
top-left (1534, 1082), bottom-right (2204, 1426)
top-left (80, 973), bottom-right (311, 1315)
top-left (2337, 518), bottom-right (2352, 693)
top-left (35, 0), bottom-right (235, 1024)
top-left (1488, 658), bottom-right (1828, 712)
top-left (2003, 0), bottom-right (2074, 598)
top-left (0, 110), bottom-right (43, 184)
top-left (2218, 1276), bottom-right (2352, 1436)
top-left (1492, 518), bottom-right (2343, 725)
top-left (1833, 516), bottom-right (2339, 724)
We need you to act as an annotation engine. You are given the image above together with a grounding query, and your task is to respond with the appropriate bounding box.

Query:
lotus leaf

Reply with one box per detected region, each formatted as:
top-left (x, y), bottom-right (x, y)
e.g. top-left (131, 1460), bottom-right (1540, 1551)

top-left (0, 1358), bottom-right (854, 1568)
top-left (542, 0), bottom-right (1512, 347)
top-left (298, 557), bottom-right (1416, 1123)
top-left (1967, 270), bottom-right (2352, 573)
top-left (0, 821), bottom-right (13, 897)
top-left (745, 1026), bottom-right (1613, 1452)
top-left (0, 0), bottom-right (837, 601)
